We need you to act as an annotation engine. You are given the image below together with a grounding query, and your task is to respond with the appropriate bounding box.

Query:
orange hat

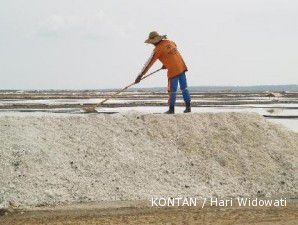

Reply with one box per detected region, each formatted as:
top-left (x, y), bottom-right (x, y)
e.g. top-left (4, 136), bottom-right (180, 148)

top-left (145, 31), bottom-right (167, 44)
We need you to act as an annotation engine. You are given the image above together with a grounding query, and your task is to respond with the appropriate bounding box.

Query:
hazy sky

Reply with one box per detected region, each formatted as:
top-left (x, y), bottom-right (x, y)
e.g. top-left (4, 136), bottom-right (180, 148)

top-left (0, 0), bottom-right (297, 89)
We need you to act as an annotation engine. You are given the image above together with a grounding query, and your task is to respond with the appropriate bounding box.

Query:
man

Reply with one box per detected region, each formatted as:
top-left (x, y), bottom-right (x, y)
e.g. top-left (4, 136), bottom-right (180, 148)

top-left (135, 31), bottom-right (191, 114)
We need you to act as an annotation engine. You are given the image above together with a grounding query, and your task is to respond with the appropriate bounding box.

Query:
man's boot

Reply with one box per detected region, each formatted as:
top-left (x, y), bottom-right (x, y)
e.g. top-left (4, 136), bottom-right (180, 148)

top-left (184, 102), bottom-right (191, 113)
top-left (165, 106), bottom-right (175, 114)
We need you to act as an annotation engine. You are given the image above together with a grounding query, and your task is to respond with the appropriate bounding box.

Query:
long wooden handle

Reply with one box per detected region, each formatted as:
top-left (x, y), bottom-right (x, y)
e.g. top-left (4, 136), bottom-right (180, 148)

top-left (96, 68), bottom-right (162, 106)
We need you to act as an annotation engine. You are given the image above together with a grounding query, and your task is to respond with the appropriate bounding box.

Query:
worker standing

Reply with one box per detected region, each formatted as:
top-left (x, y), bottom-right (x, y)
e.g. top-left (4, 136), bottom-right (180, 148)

top-left (135, 31), bottom-right (191, 114)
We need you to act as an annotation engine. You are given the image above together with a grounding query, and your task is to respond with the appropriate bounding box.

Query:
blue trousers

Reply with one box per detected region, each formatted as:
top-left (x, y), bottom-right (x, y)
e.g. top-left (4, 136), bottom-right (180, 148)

top-left (168, 72), bottom-right (191, 107)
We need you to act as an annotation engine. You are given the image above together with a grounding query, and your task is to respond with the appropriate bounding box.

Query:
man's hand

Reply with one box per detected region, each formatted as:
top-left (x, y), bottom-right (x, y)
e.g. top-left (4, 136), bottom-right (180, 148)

top-left (135, 74), bottom-right (143, 84)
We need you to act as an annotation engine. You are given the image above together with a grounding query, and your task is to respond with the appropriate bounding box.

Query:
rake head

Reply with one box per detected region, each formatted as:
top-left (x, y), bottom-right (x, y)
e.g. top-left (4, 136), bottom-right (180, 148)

top-left (82, 106), bottom-right (98, 113)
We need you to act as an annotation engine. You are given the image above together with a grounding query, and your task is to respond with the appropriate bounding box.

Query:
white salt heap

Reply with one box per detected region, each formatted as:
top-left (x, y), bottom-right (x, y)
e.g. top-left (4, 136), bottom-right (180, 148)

top-left (0, 112), bottom-right (297, 208)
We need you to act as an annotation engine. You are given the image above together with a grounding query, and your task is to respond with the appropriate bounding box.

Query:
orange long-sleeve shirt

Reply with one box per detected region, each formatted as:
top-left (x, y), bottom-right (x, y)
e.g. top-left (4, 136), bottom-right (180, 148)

top-left (140, 40), bottom-right (188, 79)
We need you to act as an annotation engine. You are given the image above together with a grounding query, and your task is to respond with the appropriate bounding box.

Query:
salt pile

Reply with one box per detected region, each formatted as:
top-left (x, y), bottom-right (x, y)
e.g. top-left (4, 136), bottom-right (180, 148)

top-left (0, 113), bottom-right (297, 208)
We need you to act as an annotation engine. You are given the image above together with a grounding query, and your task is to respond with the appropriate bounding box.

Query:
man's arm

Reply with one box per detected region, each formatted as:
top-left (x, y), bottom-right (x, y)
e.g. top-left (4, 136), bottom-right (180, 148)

top-left (135, 51), bottom-right (158, 83)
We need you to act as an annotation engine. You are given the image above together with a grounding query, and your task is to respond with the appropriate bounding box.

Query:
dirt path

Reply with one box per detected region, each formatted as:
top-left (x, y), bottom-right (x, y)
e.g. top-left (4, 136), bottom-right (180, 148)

top-left (1, 202), bottom-right (297, 225)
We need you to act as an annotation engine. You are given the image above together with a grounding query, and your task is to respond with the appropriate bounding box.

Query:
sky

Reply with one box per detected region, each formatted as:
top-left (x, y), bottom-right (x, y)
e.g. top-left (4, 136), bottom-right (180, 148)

top-left (0, 0), bottom-right (297, 89)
